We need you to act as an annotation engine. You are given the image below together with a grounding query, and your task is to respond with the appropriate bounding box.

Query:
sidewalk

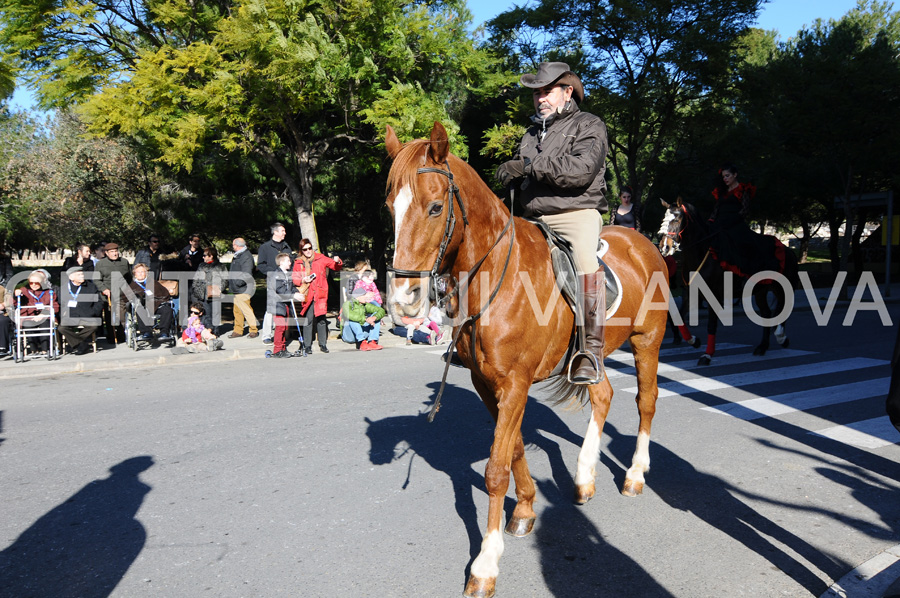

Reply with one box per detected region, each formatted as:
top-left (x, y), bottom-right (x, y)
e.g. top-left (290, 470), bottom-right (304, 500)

top-left (0, 322), bottom-right (416, 380)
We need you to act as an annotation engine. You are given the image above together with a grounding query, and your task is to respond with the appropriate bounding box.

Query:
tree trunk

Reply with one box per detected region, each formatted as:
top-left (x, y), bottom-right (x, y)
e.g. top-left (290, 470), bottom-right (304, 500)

top-left (827, 212), bottom-right (841, 273)
top-left (255, 145), bottom-right (320, 252)
top-left (800, 220), bottom-right (811, 264)
top-left (851, 207), bottom-right (869, 282)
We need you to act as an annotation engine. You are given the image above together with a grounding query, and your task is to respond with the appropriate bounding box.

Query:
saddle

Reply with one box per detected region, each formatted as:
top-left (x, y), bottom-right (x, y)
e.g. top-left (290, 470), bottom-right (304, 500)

top-left (527, 219), bottom-right (622, 319)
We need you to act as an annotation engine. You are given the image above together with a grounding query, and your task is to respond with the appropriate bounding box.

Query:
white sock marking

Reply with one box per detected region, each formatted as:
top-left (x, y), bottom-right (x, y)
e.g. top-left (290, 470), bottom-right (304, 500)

top-left (470, 529), bottom-right (504, 579)
top-left (575, 416), bottom-right (602, 486)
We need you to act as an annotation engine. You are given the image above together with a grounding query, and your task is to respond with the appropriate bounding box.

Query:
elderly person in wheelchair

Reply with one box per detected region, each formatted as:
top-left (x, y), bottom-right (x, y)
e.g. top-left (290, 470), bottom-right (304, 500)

top-left (122, 262), bottom-right (176, 345)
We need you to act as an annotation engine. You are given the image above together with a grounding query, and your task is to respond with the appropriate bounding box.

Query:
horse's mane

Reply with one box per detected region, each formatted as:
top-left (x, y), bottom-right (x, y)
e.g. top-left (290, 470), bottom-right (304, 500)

top-left (679, 201), bottom-right (711, 239)
top-left (681, 201), bottom-right (703, 223)
top-left (385, 137), bottom-right (502, 216)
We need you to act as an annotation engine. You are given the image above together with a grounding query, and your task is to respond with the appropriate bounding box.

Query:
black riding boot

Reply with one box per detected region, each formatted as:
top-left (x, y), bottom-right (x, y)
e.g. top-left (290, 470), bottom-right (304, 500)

top-left (571, 269), bottom-right (606, 384)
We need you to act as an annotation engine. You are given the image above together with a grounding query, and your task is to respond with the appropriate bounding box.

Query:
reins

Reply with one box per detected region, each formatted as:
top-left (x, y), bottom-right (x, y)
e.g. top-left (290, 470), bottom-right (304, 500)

top-left (429, 187), bottom-right (515, 422)
top-left (673, 205), bottom-right (715, 286)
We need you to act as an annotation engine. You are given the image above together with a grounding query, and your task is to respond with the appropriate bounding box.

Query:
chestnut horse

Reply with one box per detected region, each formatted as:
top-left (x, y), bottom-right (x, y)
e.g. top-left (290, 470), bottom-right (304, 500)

top-left (385, 122), bottom-right (668, 598)
top-left (658, 197), bottom-right (799, 365)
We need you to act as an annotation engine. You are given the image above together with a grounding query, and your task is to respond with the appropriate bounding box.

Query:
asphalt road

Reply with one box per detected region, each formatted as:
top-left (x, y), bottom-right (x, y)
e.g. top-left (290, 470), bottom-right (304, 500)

top-left (0, 302), bottom-right (898, 598)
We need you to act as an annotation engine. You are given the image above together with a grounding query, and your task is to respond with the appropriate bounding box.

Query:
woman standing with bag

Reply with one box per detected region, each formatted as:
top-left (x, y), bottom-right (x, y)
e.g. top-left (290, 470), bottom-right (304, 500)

top-left (292, 238), bottom-right (342, 354)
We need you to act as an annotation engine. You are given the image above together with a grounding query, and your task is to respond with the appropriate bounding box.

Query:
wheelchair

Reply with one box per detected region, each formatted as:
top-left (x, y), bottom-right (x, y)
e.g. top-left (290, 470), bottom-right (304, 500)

top-left (13, 293), bottom-right (60, 362)
top-left (123, 298), bottom-right (178, 351)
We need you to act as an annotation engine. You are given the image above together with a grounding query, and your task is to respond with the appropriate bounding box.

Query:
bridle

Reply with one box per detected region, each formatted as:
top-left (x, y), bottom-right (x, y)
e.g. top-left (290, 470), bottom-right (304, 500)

top-left (663, 203), bottom-right (715, 286)
top-left (387, 158), bottom-right (516, 422)
top-left (659, 208), bottom-right (684, 255)
top-left (386, 162), bottom-right (468, 306)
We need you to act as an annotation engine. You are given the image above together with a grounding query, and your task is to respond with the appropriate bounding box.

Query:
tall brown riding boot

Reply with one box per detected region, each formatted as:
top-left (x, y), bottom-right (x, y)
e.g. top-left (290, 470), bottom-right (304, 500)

top-left (571, 269), bottom-right (606, 384)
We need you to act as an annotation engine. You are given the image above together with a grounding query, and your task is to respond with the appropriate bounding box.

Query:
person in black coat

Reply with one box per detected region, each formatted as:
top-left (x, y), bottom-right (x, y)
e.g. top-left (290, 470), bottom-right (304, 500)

top-left (177, 233), bottom-right (204, 271)
top-left (58, 266), bottom-right (104, 354)
top-left (62, 244), bottom-right (95, 274)
top-left (257, 223), bottom-right (292, 344)
top-left (228, 238), bottom-right (258, 338)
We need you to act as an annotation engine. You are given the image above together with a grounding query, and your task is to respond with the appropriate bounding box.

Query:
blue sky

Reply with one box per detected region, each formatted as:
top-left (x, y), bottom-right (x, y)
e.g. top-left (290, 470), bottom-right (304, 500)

top-left (469, 0), bottom-right (863, 37)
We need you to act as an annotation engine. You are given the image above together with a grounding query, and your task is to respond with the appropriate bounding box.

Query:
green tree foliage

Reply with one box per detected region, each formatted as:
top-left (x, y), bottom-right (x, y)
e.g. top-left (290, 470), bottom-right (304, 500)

top-left (0, 0), bottom-right (501, 253)
top-left (0, 111), bottom-right (176, 250)
top-left (736, 1), bottom-right (900, 270)
top-left (483, 0), bottom-right (763, 207)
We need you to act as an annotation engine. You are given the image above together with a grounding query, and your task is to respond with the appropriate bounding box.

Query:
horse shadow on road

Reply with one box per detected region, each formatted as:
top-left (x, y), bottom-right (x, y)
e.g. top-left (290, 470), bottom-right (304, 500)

top-left (602, 423), bottom-right (850, 596)
top-left (365, 381), bottom-right (677, 595)
top-left (364, 381), bottom-right (589, 559)
top-left (0, 456), bottom-right (154, 598)
top-left (533, 475), bottom-right (674, 597)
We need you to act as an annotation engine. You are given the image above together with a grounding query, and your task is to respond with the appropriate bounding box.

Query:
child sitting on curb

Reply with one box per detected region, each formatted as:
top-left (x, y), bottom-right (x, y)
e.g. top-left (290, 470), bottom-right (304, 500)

top-left (174, 303), bottom-right (223, 353)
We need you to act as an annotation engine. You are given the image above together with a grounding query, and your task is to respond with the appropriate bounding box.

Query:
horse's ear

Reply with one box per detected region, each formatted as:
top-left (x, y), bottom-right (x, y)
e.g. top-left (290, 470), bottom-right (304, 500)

top-left (428, 122), bottom-right (450, 164)
top-left (676, 196), bottom-right (684, 208)
top-left (660, 198), bottom-right (670, 209)
top-left (385, 126), bottom-right (401, 159)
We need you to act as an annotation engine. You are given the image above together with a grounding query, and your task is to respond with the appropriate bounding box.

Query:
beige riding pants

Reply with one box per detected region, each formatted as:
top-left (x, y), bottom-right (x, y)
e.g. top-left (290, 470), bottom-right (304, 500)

top-left (538, 209), bottom-right (602, 274)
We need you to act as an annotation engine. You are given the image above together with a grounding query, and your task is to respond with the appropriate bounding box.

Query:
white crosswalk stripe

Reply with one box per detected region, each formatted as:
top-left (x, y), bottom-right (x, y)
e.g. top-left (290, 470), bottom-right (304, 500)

top-left (701, 378), bottom-right (891, 420)
top-left (622, 357), bottom-right (888, 398)
top-left (812, 417), bottom-right (900, 449)
top-left (610, 346), bottom-right (895, 450)
top-left (435, 340), bottom-right (896, 450)
top-left (606, 348), bottom-right (815, 379)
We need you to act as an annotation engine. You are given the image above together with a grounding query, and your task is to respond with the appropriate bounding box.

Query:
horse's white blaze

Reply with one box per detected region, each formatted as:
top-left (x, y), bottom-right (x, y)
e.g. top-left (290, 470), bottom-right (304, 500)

top-left (575, 416), bottom-right (602, 486)
top-left (470, 530), bottom-right (504, 579)
top-left (393, 184), bottom-right (413, 246)
top-left (658, 210), bottom-right (675, 236)
top-left (392, 277), bottom-right (413, 305)
top-left (657, 208), bottom-right (678, 256)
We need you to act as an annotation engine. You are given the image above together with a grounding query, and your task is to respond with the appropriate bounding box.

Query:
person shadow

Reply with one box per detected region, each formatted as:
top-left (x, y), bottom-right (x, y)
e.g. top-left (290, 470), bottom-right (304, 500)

top-left (602, 423), bottom-right (849, 595)
top-left (0, 456), bottom-right (154, 598)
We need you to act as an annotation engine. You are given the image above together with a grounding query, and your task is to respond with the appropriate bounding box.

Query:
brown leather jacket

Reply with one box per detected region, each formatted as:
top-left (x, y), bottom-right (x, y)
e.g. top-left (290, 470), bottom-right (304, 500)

top-left (515, 102), bottom-right (609, 217)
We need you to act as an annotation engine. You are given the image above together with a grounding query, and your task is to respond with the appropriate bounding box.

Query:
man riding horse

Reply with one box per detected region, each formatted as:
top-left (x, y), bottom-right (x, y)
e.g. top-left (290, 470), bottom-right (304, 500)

top-left (495, 61), bottom-right (609, 384)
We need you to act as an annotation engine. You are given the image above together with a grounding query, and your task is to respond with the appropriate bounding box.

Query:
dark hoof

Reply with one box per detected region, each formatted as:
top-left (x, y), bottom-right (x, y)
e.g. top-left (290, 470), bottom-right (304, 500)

top-left (697, 354), bottom-right (712, 366)
top-left (505, 516), bottom-right (535, 537)
top-left (464, 575), bottom-right (496, 598)
top-left (753, 345), bottom-right (767, 356)
top-left (690, 336), bottom-right (701, 349)
top-left (671, 336), bottom-right (682, 345)
top-left (781, 337), bottom-right (790, 349)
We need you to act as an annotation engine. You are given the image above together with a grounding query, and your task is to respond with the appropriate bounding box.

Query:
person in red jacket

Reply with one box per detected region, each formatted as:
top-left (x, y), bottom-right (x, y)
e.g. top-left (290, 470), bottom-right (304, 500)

top-left (292, 238), bottom-right (342, 354)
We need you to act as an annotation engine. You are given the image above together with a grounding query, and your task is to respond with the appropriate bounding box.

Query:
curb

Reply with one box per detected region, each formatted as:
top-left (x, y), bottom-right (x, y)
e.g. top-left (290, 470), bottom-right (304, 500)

top-left (0, 329), bottom-right (427, 379)
top-left (821, 544), bottom-right (900, 598)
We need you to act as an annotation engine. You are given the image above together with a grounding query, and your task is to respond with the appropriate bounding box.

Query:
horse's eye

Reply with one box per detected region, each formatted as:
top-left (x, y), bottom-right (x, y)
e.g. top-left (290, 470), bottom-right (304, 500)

top-left (427, 202), bottom-right (443, 217)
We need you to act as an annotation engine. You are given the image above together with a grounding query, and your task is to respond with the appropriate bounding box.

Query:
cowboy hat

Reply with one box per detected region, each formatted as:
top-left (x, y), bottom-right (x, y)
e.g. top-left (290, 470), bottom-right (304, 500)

top-left (520, 62), bottom-right (584, 104)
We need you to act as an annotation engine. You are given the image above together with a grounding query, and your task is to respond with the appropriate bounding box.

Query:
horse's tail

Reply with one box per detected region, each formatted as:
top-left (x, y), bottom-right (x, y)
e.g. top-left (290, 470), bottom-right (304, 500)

top-left (541, 376), bottom-right (591, 409)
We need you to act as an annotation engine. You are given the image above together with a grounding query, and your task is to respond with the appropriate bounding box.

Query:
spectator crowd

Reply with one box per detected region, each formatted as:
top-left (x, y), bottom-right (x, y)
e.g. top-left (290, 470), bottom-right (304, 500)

top-left (0, 224), bottom-right (449, 362)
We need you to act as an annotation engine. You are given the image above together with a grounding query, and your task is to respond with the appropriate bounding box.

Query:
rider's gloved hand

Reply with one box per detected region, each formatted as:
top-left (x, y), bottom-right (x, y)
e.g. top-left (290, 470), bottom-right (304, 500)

top-left (495, 157), bottom-right (531, 187)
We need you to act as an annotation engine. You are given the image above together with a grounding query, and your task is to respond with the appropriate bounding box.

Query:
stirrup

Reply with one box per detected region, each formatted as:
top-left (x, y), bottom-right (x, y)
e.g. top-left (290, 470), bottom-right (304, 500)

top-left (566, 350), bottom-right (603, 385)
